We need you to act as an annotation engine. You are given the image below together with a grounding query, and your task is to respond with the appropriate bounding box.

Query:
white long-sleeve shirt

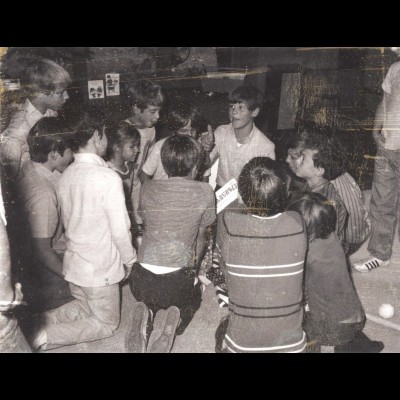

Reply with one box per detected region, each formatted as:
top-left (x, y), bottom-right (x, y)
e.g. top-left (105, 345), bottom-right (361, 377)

top-left (57, 153), bottom-right (136, 287)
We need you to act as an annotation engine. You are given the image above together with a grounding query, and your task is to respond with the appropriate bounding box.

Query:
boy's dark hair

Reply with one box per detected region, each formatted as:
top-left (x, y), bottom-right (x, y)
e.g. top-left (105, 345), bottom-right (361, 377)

top-left (302, 130), bottom-right (344, 180)
top-left (21, 58), bottom-right (71, 98)
top-left (161, 134), bottom-right (203, 177)
top-left (286, 130), bottom-right (310, 154)
top-left (28, 117), bottom-right (74, 163)
top-left (165, 100), bottom-right (203, 136)
top-left (124, 79), bottom-right (164, 111)
top-left (288, 192), bottom-right (336, 242)
top-left (104, 120), bottom-right (140, 160)
top-left (238, 157), bottom-right (289, 217)
top-left (67, 111), bottom-right (104, 153)
top-left (229, 84), bottom-right (263, 111)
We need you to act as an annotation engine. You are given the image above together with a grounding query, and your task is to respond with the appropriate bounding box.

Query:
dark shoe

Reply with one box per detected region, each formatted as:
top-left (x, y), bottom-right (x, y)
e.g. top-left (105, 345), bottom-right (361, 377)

top-left (334, 332), bottom-right (384, 353)
top-left (175, 284), bottom-right (202, 336)
top-left (147, 306), bottom-right (180, 353)
top-left (125, 302), bottom-right (149, 353)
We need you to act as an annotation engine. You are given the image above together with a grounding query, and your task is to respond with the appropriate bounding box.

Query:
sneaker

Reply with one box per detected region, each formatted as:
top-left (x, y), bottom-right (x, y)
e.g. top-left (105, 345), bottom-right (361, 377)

top-left (353, 256), bottom-right (390, 272)
top-left (125, 302), bottom-right (149, 353)
top-left (147, 306), bottom-right (180, 353)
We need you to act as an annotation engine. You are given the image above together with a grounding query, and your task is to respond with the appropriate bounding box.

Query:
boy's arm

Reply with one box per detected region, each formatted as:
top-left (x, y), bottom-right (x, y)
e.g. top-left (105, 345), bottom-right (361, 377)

top-left (268, 142), bottom-right (276, 160)
top-left (139, 170), bottom-right (152, 184)
top-left (209, 126), bottom-right (222, 166)
top-left (196, 188), bottom-right (217, 270)
top-left (195, 225), bottom-right (209, 272)
top-left (0, 139), bottom-right (23, 179)
top-left (372, 94), bottom-right (387, 147)
top-left (335, 201), bottom-right (348, 248)
top-left (139, 142), bottom-right (159, 183)
top-left (104, 178), bottom-right (137, 267)
top-left (31, 238), bottom-right (64, 278)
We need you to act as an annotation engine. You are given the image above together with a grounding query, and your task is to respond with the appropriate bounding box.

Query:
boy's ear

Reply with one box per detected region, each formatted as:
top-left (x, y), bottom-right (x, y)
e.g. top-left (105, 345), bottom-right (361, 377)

top-left (251, 107), bottom-right (260, 118)
top-left (132, 104), bottom-right (141, 115)
top-left (48, 150), bottom-right (59, 162)
top-left (112, 143), bottom-right (120, 153)
top-left (190, 164), bottom-right (198, 180)
top-left (93, 129), bottom-right (101, 143)
top-left (315, 166), bottom-right (325, 177)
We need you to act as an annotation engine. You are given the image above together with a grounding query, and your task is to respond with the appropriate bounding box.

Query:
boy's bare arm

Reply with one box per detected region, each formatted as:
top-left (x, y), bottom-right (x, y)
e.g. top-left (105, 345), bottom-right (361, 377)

top-left (32, 238), bottom-right (64, 278)
top-left (195, 225), bottom-right (211, 272)
top-left (139, 170), bottom-right (152, 184)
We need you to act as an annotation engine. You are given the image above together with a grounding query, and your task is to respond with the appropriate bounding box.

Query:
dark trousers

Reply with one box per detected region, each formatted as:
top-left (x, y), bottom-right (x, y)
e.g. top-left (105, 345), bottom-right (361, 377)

top-left (129, 263), bottom-right (202, 335)
top-left (305, 313), bottom-right (365, 347)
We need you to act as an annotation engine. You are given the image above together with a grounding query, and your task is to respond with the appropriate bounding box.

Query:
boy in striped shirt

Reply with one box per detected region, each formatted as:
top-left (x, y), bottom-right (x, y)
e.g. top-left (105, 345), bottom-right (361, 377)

top-left (215, 157), bottom-right (307, 353)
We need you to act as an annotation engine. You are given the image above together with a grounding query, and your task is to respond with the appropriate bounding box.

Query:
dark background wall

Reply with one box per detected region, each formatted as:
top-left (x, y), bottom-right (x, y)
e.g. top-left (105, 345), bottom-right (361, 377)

top-left (1, 46), bottom-right (397, 188)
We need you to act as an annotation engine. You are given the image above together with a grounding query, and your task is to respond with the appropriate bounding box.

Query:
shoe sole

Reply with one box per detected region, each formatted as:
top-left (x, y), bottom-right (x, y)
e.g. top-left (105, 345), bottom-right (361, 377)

top-left (125, 302), bottom-right (149, 353)
top-left (147, 306), bottom-right (180, 353)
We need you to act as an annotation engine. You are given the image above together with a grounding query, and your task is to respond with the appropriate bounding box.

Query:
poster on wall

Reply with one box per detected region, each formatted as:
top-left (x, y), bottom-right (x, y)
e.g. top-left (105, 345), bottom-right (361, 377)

top-left (105, 73), bottom-right (120, 96)
top-left (88, 80), bottom-right (105, 99)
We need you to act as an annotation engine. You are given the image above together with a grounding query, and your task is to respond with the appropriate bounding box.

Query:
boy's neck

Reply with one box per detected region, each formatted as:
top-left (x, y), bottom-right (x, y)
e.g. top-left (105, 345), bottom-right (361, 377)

top-left (307, 175), bottom-right (328, 190)
top-left (31, 98), bottom-right (48, 115)
top-left (42, 160), bottom-right (55, 172)
top-left (233, 121), bottom-right (254, 143)
top-left (108, 156), bottom-right (126, 171)
top-left (127, 116), bottom-right (146, 130)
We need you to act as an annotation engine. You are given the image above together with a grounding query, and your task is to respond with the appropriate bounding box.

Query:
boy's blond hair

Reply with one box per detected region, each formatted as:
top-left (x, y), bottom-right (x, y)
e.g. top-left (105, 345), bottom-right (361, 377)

top-left (21, 58), bottom-right (71, 98)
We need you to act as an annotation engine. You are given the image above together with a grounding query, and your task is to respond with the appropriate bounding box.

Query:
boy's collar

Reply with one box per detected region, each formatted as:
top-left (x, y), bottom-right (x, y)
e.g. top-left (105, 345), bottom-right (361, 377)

top-left (230, 123), bottom-right (256, 143)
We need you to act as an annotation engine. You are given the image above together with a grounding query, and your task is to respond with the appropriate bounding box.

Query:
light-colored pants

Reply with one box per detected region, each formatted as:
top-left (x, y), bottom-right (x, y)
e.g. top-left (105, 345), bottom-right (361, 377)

top-left (368, 146), bottom-right (400, 260)
top-left (0, 315), bottom-right (32, 353)
top-left (43, 282), bottom-right (120, 349)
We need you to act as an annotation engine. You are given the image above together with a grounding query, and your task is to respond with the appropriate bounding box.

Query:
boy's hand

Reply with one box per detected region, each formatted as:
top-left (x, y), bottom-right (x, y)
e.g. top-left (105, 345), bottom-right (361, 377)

top-left (0, 282), bottom-right (24, 312)
top-left (123, 264), bottom-right (133, 280)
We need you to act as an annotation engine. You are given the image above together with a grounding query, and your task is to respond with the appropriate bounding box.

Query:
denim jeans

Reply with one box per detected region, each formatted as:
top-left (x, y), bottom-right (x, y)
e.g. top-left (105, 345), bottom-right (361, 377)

top-left (43, 282), bottom-right (120, 349)
top-left (368, 146), bottom-right (400, 260)
top-left (0, 315), bottom-right (32, 353)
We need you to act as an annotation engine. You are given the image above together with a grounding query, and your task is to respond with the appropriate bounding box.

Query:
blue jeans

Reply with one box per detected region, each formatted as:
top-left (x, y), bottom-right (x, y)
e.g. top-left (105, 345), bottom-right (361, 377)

top-left (42, 282), bottom-right (120, 349)
top-left (368, 146), bottom-right (400, 260)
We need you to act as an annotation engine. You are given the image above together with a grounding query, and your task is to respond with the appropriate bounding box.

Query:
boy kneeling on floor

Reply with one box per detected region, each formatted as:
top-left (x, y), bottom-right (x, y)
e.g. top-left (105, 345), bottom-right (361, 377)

top-left (126, 134), bottom-right (216, 353)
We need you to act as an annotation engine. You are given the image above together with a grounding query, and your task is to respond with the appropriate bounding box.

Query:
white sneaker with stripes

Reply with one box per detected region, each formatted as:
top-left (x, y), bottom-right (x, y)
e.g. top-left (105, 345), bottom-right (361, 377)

top-left (353, 256), bottom-right (390, 273)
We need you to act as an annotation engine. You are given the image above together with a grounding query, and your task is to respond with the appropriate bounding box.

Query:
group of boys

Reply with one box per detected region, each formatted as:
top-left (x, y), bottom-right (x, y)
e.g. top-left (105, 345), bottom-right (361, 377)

top-left (0, 52), bottom-right (398, 353)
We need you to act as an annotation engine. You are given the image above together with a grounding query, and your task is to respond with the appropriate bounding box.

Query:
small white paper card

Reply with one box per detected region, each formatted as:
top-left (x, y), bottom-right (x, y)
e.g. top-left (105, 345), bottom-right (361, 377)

top-left (216, 178), bottom-right (238, 214)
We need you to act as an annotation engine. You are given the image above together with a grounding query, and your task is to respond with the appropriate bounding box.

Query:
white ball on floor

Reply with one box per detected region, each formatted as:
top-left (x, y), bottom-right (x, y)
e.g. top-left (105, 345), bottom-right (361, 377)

top-left (379, 304), bottom-right (395, 319)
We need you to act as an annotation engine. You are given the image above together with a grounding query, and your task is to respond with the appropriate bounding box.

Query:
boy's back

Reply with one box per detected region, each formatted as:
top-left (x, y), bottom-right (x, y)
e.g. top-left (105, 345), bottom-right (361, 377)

top-left (216, 209), bottom-right (307, 353)
top-left (307, 233), bottom-right (364, 323)
top-left (138, 179), bottom-right (215, 268)
top-left (58, 153), bottom-right (132, 287)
